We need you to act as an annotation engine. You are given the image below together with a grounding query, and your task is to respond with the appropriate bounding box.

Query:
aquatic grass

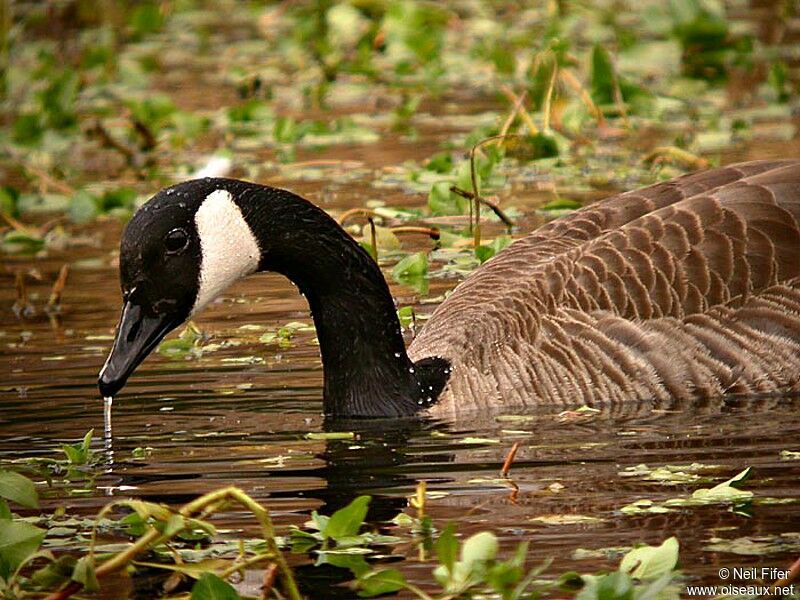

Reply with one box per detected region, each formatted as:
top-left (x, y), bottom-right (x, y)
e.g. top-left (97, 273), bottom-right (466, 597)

top-left (0, 477), bottom-right (302, 600)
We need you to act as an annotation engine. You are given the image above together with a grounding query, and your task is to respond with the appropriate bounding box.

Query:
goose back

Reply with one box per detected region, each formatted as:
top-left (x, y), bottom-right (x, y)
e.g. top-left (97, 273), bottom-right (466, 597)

top-left (409, 160), bottom-right (800, 416)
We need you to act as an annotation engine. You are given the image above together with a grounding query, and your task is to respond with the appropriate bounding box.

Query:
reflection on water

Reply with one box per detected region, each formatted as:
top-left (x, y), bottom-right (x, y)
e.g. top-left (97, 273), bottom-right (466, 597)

top-left (1, 238), bottom-right (799, 595)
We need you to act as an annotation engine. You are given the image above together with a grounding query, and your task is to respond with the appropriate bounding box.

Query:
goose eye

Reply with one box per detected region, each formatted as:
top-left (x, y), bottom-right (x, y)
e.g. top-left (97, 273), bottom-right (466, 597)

top-left (164, 228), bottom-right (188, 254)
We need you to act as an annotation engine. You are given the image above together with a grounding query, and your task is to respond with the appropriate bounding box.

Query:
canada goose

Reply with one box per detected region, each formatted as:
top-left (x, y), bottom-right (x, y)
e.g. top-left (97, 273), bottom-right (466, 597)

top-left (98, 159), bottom-right (800, 418)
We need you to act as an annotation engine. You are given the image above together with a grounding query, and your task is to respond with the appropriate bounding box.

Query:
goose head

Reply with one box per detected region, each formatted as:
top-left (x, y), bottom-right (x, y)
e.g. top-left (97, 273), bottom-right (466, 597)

top-left (98, 178), bottom-right (450, 417)
top-left (98, 179), bottom-right (262, 398)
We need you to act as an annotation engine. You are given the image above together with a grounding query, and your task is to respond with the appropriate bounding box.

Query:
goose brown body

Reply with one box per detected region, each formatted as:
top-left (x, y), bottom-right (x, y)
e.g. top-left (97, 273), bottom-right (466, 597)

top-left (411, 159), bottom-right (800, 417)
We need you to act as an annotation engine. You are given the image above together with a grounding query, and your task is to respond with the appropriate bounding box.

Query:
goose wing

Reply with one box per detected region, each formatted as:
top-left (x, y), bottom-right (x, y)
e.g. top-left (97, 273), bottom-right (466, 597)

top-left (411, 160), bottom-right (800, 414)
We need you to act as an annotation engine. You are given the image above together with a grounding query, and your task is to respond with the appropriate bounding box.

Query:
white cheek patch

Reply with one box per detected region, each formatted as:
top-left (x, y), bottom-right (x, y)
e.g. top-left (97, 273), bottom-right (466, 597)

top-left (193, 189), bottom-right (261, 314)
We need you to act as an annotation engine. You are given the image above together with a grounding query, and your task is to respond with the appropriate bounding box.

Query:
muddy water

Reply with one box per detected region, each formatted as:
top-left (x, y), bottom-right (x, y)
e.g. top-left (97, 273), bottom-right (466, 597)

top-left (4, 13), bottom-right (800, 593)
top-left (3, 173), bottom-right (800, 598)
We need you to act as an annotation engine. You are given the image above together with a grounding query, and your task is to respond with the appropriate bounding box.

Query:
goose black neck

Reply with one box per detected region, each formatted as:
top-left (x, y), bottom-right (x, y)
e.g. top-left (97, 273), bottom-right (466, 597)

top-left (237, 185), bottom-right (437, 417)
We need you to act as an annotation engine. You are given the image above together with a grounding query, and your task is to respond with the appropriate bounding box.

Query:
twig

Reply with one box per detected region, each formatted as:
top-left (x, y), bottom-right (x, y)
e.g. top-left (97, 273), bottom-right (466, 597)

top-left (500, 442), bottom-right (521, 477)
top-left (13, 271), bottom-right (34, 318)
top-left (23, 165), bottom-right (75, 196)
top-left (413, 480), bottom-right (426, 521)
top-left (39, 216), bottom-right (67, 235)
top-left (642, 146), bottom-right (708, 170)
top-left (87, 120), bottom-right (138, 165)
top-left (337, 207), bottom-right (380, 226)
top-left (467, 134), bottom-right (511, 247)
top-left (367, 217), bottom-right (378, 262)
top-left (508, 480), bottom-right (519, 504)
top-left (609, 55), bottom-right (629, 128)
top-left (1, 211), bottom-right (37, 236)
top-left (500, 86), bottom-right (539, 135)
top-left (498, 90), bottom-right (528, 141)
top-left (45, 581), bottom-right (82, 600)
top-left (449, 186), bottom-right (514, 229)
top-left (47, 264), bottom-right (69, 310)
top-left (542, 63), bottom-right (558, 132)
top-left (261, 563), bottom-right (279, 600)
top-left (389, 226), bottom-right (440, 240)
top-left (132, 118), bottom-right (157, 151)
top-left (559, 68), bottom-right (605, 126)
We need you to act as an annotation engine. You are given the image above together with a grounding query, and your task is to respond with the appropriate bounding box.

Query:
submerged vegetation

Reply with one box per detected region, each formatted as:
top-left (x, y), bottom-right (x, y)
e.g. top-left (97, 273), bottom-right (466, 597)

top-left (0, 439), bottom-right (741, 598)
top-left (2, 0), bottom-right (800, 598)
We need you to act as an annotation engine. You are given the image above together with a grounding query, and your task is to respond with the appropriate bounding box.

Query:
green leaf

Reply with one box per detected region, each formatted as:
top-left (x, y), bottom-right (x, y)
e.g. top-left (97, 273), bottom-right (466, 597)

top-left (191, 572), bottom-right (240, 599)
top-left (619, 537), bottom-right (679, 581)
top-left (577, 571), bottom-right (634, 600)
top-left (0, 470), bottom-right (39, 508)
top-left (393, 252), bottom-right (428, 290)
top-left (69, 191), bottom-right (99, 224)
top-left (13, 113), bottom-right (43, 145)
top-left (61, 430), bottom-right (94, 465)
top-left (357, 568), bottom-right (407, 597)
top-left (129, 3), bottom-right (165, 39)
top-left (475, 245), bottom-right (495, 263)
top-left (393, 252), bottom-right (428, 279)
top-left (461, 531), bottom-right (498, 567)
top-left (768, 62), bottom-right (790, 102)
top-left (319, 552), bottom-right (371, 575)
top-left (72, 556), bottom-right (99, 592)
top-left (476, 235), bottom-right (513, 263)
top-left (227, 99), bottom-right (272, 123)
top-left (428, 181), bottom-right (468, 216)
top-left (100, 188), bottom-right (137, 211)
top-left (0, 520), bottom-right (46, 576)
top-left (31, 554), bottom-right (76, 589)
top-left (397, 306), bottom-right (415, 328)
top-left (0, 187), bottom-right (18, 216)
top-left (311, 511), bottom-right (330, 534)
top-left (304, 431), bottom-right (355, 441)
top-left (436, 523), bottom-right (458, 574)
top-left (591, 44), bottom-right (617, 105)
top-left (691, 467), bottom-right (753, 502)
top-left (163, 514), bottom-right (186, 537)
top-left (2, 230), bottom-right (45, 254)
top-left (0, 499), bottom-right (10, 520)
top-left (509, 133), bottom-right (560, 161)
top-left (541, 198), bottom-right (582, 211)
top-left (392, 252), bottom-right (429, 295)
top-left (456, 160), bottom-right (479, 197)
top-left (426, 152), bottom-right (453, 173)
top-left (326, 496), bottom-right (371, 542)
top-left (289, 528), bottom-right (321, 553)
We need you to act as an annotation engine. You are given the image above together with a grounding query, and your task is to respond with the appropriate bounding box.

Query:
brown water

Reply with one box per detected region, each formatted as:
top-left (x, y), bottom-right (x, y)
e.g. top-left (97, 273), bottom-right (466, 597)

top-left (4, 6), bottom-right (800, 596)
top-left (3, 182), bottom-right (800, 598)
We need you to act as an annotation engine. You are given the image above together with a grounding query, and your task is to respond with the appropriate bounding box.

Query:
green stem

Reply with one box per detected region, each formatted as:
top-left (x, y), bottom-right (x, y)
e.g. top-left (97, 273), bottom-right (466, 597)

top-left (54, 487), bottom-right (301, 600)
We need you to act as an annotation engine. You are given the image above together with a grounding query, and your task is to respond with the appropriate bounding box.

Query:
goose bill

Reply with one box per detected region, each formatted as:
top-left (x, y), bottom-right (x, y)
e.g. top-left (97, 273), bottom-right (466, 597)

top-left (98, 301), bottom-right (181, 398)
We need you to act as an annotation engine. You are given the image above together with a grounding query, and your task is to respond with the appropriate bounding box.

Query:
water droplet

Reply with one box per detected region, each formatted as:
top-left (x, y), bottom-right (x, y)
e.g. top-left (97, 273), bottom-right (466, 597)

top-left (394, 352), bottom-right (402, 358)
top-left (408, 367), bottom-right (415, 373)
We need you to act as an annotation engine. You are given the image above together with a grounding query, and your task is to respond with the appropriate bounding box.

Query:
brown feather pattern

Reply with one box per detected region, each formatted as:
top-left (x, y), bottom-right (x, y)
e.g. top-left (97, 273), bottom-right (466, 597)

top-left (408, 160), bottom-right (800, 417)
